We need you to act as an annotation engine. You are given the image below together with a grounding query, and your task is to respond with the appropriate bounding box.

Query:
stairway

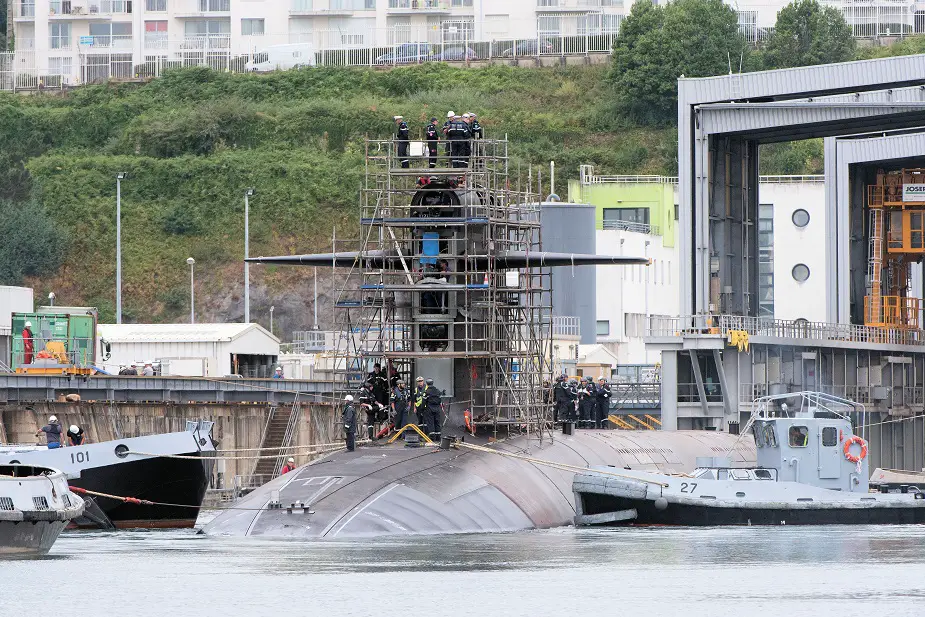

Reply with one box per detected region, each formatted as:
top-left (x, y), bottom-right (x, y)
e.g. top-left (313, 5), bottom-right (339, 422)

top-left (253, 406), bottom-right (294, 478)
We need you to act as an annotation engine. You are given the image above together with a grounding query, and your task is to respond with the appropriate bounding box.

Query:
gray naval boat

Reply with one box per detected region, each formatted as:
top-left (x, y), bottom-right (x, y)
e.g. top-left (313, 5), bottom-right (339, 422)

top-left (0, 464), bottom-right (85, 556)
top-left (203, 429), bottom-right (755, 539)
top-left (573, 392), bottom-right (925, 526)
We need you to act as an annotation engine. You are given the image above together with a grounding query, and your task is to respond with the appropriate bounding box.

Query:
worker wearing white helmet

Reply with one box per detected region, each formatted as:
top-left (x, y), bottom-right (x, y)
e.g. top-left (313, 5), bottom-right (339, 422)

top-left (281, 457), bottom-right (297, 475)
top-left (342, 394), bottom-right (358, 451)
top-left (36, 415), bottom-right (62, 449)
top-left (22, 320), bottom-right (34, 365)
top-left (67, 424), bottom-right (86, 446)
top-left (443, 112), bottom-right (456, 162)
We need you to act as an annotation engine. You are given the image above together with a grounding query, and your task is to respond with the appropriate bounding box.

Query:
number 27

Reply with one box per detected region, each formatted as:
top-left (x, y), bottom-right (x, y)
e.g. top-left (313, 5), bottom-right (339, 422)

top-left (679, 482), bottom-right (697, 493)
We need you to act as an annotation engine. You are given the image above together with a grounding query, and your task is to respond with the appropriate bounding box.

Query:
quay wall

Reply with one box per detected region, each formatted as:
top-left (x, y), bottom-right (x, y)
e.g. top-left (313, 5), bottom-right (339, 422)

top-left (0, 402), bottom-right (339, 481)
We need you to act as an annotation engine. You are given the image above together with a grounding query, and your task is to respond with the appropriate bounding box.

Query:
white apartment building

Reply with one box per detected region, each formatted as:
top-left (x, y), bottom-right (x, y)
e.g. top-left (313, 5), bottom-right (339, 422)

top-left (7, 0), bottom-right (923, 88)
top-left (592, 175), bottom-right (828, 366)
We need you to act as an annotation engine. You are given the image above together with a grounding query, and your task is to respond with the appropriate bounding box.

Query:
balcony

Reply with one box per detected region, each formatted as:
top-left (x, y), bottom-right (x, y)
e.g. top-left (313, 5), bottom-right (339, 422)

top-left (537, 0), bottom-right (623, 12)
top-left (289, 0), bottom-right (356, 16)
top-left (387, 0), bottom-right (452, 14)
top-left (82, 34), bottom-right (134, 50)
top-left (47, 1), bottom-right (122, 19)
top-left (173, 0), bottom-right (231, 17)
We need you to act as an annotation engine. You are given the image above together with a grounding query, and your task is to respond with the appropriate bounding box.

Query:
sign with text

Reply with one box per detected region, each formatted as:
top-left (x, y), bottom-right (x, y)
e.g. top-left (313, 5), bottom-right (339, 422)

top-left (903, 183), bottom-right (925, 202)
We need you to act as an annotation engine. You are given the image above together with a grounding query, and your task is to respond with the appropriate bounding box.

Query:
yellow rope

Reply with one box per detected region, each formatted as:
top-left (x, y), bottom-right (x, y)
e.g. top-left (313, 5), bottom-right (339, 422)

top-left (455, 441), bottom-right (669, 487)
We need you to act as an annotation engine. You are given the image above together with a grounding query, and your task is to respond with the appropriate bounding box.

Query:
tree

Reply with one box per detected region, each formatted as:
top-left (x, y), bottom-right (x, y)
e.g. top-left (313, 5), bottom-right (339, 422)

top-left (764, 0), bottom-right (856, 69)
top-left (0, 199), bottom-right (67, 285)
top-left (610, 0), bottom-right (748, 126)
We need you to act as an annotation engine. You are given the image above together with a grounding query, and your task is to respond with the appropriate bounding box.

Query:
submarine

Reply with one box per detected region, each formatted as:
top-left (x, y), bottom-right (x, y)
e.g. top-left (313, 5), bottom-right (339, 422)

top-left (204, 139), bottom-right (754, 539)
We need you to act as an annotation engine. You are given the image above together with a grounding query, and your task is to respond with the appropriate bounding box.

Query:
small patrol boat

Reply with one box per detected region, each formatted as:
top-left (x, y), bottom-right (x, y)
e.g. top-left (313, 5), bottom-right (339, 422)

top-left (0, 464), bottom-right (85, 557)
top-left (573, 392), bottom-right (925, 526)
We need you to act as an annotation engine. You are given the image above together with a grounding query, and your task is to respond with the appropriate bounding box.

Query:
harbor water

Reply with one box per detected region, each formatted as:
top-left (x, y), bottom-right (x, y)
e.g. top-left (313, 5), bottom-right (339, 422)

top-left (4, 521), bottom-right (925, 616)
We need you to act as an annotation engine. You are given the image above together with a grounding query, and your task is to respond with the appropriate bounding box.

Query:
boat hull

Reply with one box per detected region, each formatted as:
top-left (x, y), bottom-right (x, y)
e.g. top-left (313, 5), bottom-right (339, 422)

top-left (70, 452), bottom-right (213, 529)
top-left (0, 520), bottom-right (68, 556)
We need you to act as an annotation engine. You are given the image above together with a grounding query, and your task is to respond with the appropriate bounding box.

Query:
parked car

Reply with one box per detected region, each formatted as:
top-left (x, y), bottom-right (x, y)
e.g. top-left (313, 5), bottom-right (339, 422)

top-left (433, 46), bottom-right (478, 62)
top-left (501, 40), bottom-right (554, 57)
top-left (245, 43), bottom-right (315, 72)
top-left (375, 42), bottom-right (433, 65)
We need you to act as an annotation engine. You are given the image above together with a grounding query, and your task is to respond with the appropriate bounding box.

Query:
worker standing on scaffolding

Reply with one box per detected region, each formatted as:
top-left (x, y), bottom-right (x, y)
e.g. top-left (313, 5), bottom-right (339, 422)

top-left (595, 377), bottom-right (611, 428)
top-left (425, 117), bottom-right (440, 169)
top-left (342, 395), bottom-right (357, 452)
top-left (395, 115), bottom-right (410, 169)
top-left (391, 380), bottom-right (409, 432)
top-left (413, 376), bottom-right (427, 428)
top-left (367, 362), bottom-right (390, 408)
top-left (424, 378), bottom-right (443, 440)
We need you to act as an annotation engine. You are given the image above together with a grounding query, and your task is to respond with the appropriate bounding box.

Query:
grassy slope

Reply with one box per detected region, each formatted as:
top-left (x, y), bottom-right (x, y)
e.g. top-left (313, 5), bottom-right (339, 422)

top-left (1, 64), bottom-right (682, 330)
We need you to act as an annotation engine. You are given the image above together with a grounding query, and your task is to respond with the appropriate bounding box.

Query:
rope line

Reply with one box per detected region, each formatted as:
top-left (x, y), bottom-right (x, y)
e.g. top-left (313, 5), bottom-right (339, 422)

top-left (69, 486), bottom-right (269, 512)
top-left (455, 441), bottom-right (669, 487)
top-left (215, 441), bottom-right (348, 454)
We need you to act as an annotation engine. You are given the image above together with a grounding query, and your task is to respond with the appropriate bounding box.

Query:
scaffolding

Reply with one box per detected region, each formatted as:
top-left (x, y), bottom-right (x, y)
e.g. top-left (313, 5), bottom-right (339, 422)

top-left (332, 138), bottom-right (554, 439)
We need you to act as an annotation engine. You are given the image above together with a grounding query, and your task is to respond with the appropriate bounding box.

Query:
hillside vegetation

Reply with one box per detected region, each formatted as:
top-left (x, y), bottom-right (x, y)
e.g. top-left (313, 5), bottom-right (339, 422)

top-left (0, 64), bottom-right (680, 330)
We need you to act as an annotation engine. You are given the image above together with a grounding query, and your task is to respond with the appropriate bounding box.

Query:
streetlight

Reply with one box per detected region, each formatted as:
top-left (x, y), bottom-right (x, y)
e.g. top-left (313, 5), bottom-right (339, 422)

top-left (48, 292), bottom-right (55, 307)
top-left (116, 172), bottom-right (127, 324)
top-left (186, 257), bottom-right (196, 324)
top-left (244, 187), bottom-right (255, 324)
top-left (269, 305), bottom-right (274, 335)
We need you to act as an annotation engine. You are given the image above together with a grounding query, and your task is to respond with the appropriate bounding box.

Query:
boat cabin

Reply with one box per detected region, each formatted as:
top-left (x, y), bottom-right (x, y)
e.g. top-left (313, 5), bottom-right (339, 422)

top-left (749, 393), bottom-right (869, 492)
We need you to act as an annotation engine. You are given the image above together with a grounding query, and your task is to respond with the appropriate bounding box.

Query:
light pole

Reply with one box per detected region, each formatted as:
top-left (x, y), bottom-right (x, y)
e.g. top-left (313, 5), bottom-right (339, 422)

top-left (269, 305), bottom-right (274, 335)
top-left (116, 172), bottom-right (126, 324)
top-left (244, 187), bottom-right (255, 324)
top-left (48, 292), bottom-right (55, 307)
top-left (187, 257), bottom-right (196, 324)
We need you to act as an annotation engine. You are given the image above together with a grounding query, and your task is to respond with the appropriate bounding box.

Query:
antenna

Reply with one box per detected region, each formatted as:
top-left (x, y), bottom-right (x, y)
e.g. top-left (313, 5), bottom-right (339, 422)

top-left (739, 51), bottom-right (744, 74)
top-left (727, 52), bottom-right (733, 75)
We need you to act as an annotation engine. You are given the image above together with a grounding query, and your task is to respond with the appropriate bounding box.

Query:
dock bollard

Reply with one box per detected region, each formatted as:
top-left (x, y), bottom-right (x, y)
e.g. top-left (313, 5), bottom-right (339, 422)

top-left (563, 422), bottom-right (575, 436)
top-left (440, 435), bottom-right (454, 450)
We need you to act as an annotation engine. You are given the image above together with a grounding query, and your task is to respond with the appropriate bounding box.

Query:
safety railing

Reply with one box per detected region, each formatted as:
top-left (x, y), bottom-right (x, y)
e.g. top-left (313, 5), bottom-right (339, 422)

top-left (601, 220), bottom-right (660, 235)
top-left (579, 170), bottom-right (825, 186)
top-left (291, 330), bottom-right (331, 353)
top-left (648, 314), bottom-right (925, 347)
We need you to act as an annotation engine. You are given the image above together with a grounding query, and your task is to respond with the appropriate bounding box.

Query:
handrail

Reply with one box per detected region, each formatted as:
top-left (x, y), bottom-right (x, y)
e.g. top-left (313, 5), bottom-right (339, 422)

top-left (274, 395), bottom-right (303, 476)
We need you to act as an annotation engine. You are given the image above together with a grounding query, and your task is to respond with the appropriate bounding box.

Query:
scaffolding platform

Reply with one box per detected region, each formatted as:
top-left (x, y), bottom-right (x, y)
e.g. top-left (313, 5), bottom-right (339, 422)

top-left (334, 138), bottom-right (554, 438)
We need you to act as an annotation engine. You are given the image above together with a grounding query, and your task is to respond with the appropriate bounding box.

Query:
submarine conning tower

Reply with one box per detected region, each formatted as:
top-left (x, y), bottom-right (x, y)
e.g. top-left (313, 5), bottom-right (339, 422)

top-left (334, 138), bottom-right (553, 438)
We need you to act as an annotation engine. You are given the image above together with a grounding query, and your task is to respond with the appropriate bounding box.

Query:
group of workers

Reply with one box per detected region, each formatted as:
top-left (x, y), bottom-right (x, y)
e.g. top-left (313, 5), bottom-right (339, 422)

top-left (118, 362), bottom-right (156, 376)
top-left (551, 375), bottom-right (613, 429)
top-left (395, 111), bottom-right (483, 169)
top-left (340, 363), bottom-right (445, 451)
top-left (35, 415), bottom-right (87, 449)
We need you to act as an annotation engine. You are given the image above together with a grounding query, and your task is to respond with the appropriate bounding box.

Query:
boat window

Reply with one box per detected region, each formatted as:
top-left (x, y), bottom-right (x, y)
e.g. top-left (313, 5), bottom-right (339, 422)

top-left (730, 469), bottom-right (750, 480)
top-left (822, 427), bottom-right (837, 447)
top-left (753, 469), bottom-right (773, 480)
top-left (788, 425), bottom-right (809, 447)
top-left (752, 427), bottom-right (764, 448)
top-left (764, 424), bottom-right (778, 448)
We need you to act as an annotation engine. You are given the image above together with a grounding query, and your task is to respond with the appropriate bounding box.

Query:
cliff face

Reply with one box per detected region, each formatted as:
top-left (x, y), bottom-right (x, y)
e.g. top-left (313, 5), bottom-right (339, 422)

top-left (1, 64), bottom-right (678, 335)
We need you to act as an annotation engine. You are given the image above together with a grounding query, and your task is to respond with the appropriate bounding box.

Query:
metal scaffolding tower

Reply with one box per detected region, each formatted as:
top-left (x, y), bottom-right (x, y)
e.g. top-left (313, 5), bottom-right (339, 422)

top-left (332, 138), bottom-right (554, 439)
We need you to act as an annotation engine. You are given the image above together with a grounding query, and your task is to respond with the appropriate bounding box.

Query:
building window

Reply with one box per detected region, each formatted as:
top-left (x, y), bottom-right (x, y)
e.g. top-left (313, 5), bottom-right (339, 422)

top-left (792, 263), bottom-right (810, 283)
top-left (792, 208), bottom-right (810, 228)
top-left (603, 207), bottom-right (650, 232)
top-left (198, 0), bottom-right (229, 10)
top-left (822, 427), bottom-right (838, 447)
top-left (737, 10), bottom-right (758, 44)
top-left (146, 0), bottom-right (166, 10)
top-left (145, 20), bottom-right (168, 48)
top-left (101, 0), bottom-right (132, 13)
top-left (538, 14), bottom-right (562, 35)
top-left (242, 18), bottom-right (265, 36)
top-left (90, 22), bottom-right (132, 48)
top-left (49, 56), bottom-right (72, 76)
top-left (624, 313), bottom-right (645, 338)
top-left (577, 12), bottom-right (622, 35)
top-left (788, 425), bottom-right (809, 447)
top-left (451, 0), bottom-right (473, 6)
top-left (596, 320), bottom-right (610, 337)
top-left (50, 23), bottom-right (71, 49)
top-left (758, 203), bottom-right (774, 318)
top-left (19, 0), bottom-right (36, 18)
top-left (442, 19), bottom-right (474, 43)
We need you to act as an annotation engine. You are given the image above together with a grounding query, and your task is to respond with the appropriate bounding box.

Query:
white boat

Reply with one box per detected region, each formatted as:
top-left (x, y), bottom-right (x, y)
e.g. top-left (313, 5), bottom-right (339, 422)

top-left (0, 464), bottom-right (85, 556)
top-left (573, 392), bottom-right (925, 526)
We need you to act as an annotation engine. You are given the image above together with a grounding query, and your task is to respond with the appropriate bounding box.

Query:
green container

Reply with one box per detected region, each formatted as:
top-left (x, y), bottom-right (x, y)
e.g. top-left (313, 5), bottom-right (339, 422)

top-left (10, 310), bottom-right (97, 369)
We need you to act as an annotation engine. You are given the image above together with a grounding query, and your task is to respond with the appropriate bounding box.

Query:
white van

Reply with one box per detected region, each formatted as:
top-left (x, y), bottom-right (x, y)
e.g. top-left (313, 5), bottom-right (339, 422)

top-left (245, 44), bottom-right (315, 72)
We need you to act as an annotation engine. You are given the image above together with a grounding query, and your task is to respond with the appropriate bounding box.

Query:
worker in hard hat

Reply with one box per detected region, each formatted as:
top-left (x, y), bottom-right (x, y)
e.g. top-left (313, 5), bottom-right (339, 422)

top-left (280, 457), bottom-right (296, 474)
top-left (66, 424), bottom-right (86, 446)
top-left (36, 415), bottom-right (62, 449)
top-left (342, 394), bottom-right (357, 452)
top-left (22, 320), bottom-right (34, 365)
top-left (413, 376), bottom-right (427, 428)
top-left (273, 366), bottom-right (284, 379)
top-left (394, 115), bottom-right (410, 169)
top-left (391, 380), bottom-right (409, 433)
top-left (141, 361), bottom-right (155, 376)
top-left (423, 378), bottom-right (444, 440)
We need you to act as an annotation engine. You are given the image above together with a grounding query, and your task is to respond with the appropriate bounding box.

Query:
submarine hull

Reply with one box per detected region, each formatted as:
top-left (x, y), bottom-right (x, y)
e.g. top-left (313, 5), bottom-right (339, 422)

top-left (203, 430), bottom-right (755, 539)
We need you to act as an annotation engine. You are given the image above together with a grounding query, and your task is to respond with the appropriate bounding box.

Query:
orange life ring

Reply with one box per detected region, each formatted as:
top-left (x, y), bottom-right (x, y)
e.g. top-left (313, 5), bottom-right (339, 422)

top-left (843, 435), bottom-right (868, 464)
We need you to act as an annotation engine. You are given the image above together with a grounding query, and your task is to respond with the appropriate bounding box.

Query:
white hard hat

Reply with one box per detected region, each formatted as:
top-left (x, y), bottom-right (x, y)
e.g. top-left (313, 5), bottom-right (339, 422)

top-left (49, 415), bottom-right (57, 423)
top-left (287, 457), bottom-right (295, 464)
top-left (447, 111), bottom-right (455, 118)
top-left (394, 115), bottom-right (403, 120)
top-left (69, 425), bottom-right (79, 433)
top-left (344, 394), bottom-right (354, 401)
top-left (453, 114), bottom-right (461, 119)
top-left (462, 113), bottom-right (470, 118)
top-left (25, 321), bottom-right (32, 328)
top-left (275, 366), bottom-right (282, 371)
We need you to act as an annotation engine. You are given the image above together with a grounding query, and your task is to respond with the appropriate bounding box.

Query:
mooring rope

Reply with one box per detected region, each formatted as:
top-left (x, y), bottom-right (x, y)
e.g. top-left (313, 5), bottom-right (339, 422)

top-left (126, 440), bottom-right (371, 461)
top-left (69, 486), bottom-right (269, 512)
